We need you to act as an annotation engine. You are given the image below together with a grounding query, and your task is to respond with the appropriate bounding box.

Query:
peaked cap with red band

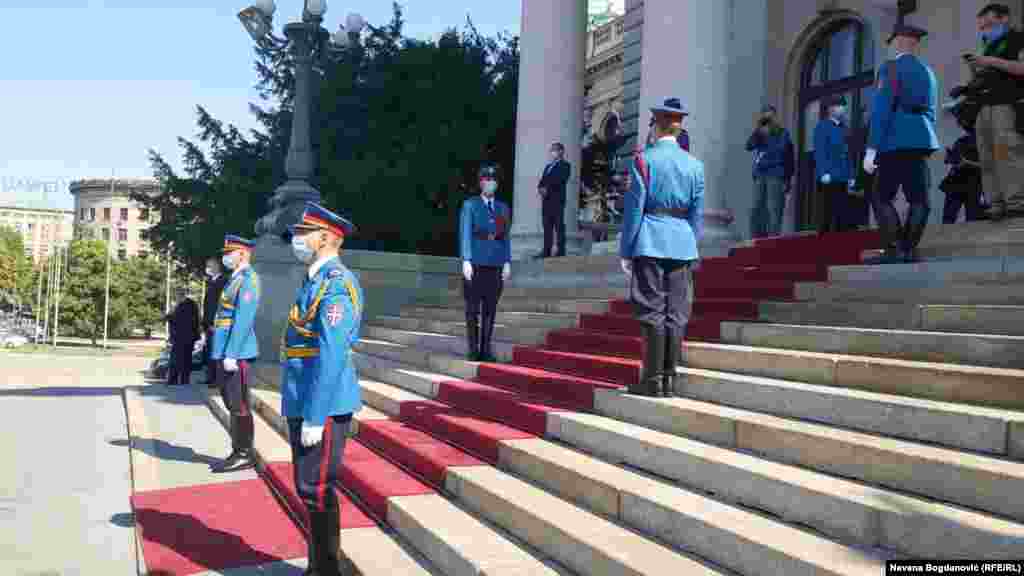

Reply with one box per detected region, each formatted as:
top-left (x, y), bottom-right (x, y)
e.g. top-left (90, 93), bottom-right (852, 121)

top-left (289, 201), bottom-right (356, 239)
top-left (223, 234), bottom-right (255, 253)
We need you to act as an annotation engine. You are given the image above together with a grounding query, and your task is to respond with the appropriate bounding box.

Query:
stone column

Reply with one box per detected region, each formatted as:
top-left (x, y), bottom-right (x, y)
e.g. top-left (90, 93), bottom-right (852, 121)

top-left (639, 0), bottom-right (768, 255)
top-left (510, 0), bottom-right (587, 260)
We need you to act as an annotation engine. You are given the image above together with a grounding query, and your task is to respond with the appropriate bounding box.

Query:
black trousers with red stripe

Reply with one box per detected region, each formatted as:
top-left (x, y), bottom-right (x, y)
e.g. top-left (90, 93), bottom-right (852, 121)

top-left (287, 415), bottom-right (353, 512)
top-left (221, 359), bottom-right (253, 453)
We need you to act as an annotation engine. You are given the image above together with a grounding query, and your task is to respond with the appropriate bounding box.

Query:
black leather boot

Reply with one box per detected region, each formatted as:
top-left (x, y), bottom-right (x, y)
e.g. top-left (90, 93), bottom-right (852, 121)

top-left (479, 313), bottom-right (497, 362)
top-left (630, 325), bottom-right (663, 397)
top-left (305, 510), bottom-right (327, 576)
top-left (663, 327), bottom-right (682, 397)
top-left (465, 315), bottom-right (480, 361)
top-left (323, 500), bottom-right (342, 576)
top-left (211, 415), bottom-right (253, 472)
top-left (902, 203), bottom-right (931, 263)
top-left (864, 196), bottom-right (906, 265)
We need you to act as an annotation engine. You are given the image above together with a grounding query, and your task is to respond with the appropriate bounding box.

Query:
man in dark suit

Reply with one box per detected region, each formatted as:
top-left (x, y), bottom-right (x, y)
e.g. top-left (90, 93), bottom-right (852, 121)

top-left (201, 256), bottom-right (228, 386)
top-left (537, 142), bottom-right (571, 258)
top-left (166, 292), bottom-right (199, 386)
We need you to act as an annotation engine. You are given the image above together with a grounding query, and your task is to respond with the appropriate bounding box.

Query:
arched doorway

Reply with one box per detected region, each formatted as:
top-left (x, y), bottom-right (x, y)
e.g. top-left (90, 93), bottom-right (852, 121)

top-left (794, 18), bottom-right (876, 231)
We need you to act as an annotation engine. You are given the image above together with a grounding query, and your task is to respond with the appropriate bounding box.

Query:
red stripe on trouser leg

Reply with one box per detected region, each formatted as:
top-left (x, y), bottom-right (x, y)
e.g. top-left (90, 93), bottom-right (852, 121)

top-left (317, 418), bottom-right (333, 510)
top-left (238, 360), bottom-right (250, 416)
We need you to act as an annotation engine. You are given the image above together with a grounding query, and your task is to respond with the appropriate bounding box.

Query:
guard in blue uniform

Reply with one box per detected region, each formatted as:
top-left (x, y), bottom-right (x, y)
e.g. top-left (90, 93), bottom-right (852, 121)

top-left (863, 24), bottom-right (940, 264)
top-left (620, 98), bottom-right (704, 397)
top-left (459, 163), bottom-right (512, 362)
top-left (210, 235), bottom-right (261, 472)
top-left (814, 94), bottom-right (854, 234)
top-left (281, 202), bottom-right (363, 576)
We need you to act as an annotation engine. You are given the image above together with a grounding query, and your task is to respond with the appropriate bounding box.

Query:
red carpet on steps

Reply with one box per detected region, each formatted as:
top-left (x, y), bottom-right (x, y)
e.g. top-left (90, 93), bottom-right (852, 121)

top-left (262, 461), bottom-right (377, 532)
top-left (131, 479), bottom-right (307, 576)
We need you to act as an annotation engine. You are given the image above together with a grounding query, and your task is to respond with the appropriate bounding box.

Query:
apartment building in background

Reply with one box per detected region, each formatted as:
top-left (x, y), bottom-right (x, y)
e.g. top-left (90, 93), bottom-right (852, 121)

top-left (0, 206), bottom-right (75, 264)
top-left (69, 178), bottom-right (161, 260)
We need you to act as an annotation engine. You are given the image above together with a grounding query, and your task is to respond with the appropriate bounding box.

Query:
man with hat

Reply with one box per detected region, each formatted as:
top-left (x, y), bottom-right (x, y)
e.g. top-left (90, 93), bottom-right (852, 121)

top-left (209, 234), bottom-right (261, 473)
top-left (746, 104), bottom-right (795, 238)
top-left (621, 98), bottom-right (704, 398)
top-left (814, 94), bottom-right (854, 233)
top-left (281, 201), bottom-right (363, 576)
top-left (645, 98), bottom-right (692, 153)
top-left (863, 23), bottom-right (940, 264)
top-left (460, 162), bottom-right (511, 362)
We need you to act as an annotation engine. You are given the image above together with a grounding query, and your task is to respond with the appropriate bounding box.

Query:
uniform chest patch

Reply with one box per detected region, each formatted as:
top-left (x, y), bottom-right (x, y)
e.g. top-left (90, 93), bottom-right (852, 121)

top-left (326, 304), bottom-right (342, 326)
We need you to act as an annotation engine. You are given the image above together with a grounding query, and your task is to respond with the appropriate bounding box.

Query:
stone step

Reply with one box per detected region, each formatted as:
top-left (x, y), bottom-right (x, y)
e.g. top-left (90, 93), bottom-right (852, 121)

top-left (541, 330), bottom-right (1024, 412)
top-left (674, 367), bottom-right (1024, 458)
top-left (371, 315), bottom-right (551, 346)
top-left (718, 321), bottom-right (1024, 369)
top-left (362, 325), bottom-right (518, 363)
top-left (224, 389), bottom-right (568, 576)
top-left (197, 386), bottom-right (441, 576)
top-left (356, 369), bottom-right (888, 574)
top-left (756, 301), bottom-right (1024, 336)
top-left (351, 351), bottom-right (1024, 560)
top-left (794, 280), bottom-right (1024, 305)
top-left (357, 342), bottom-right (1024, 523)
top-left (826, 256), bottom-right (1024, 285)
top-left (362, 327), bottom-right (1024, 458)
top-left (409, 296), bottom-right (616, 314)
top-left (399, 305), bottom-right (580, 329)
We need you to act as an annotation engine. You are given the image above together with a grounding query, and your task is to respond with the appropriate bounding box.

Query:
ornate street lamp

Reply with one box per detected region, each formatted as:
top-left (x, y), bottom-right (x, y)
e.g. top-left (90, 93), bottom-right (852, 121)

top-left (239, 0), bottom-right (366, 239)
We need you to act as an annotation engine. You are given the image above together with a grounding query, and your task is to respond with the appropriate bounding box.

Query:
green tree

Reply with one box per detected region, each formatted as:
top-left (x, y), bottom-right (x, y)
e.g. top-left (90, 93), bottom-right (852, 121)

top-left (119, 256), bottom-right (167, 337)
top-left (59, 240), bottom-right (130, 344)
top-left (0, 226), bottom-right (26, 305)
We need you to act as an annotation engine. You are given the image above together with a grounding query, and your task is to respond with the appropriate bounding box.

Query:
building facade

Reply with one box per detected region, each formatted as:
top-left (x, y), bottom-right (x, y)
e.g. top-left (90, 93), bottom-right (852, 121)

top-left (513, 0), bottom-right (1024, 258)
top-left (69, 178), bottom-right (160, 260)
top-left (0, 206), bottom-right (74, 264)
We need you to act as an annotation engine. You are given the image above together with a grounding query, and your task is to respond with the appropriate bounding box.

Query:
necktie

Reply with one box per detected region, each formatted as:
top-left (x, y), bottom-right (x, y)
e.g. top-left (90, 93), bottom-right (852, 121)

top-left (486, 200), bottom-right (494, 214)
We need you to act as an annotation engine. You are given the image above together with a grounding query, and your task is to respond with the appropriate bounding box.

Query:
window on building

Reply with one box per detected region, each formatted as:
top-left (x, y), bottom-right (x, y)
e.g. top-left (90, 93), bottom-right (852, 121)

top-left (89, 208), bottom-right (96, 221)
top-left (27, 223), bottom-right (33, 232)
top-left (139, 208), bottom-right (149, 221)
top-left (102, 228), bottom-right (110, 241)
top-left (120, 208), bottom-right (129, 221)
top-left (117, 248), bottom-right (127, 260)
top-left (103, 208), bottom-right (111, 221)
top-left (118, 228), bottom-right (127, 242)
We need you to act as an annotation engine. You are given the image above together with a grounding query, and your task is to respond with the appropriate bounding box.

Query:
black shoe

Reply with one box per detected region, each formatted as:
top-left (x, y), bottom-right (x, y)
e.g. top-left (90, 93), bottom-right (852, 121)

top-left (210, 450), bottom-right (252, 472)
top-left (903, 248), bottom-right (922, 263)
top-left (465, 316), bottom-right (480, 361)
top-left (479, 313), bottom-right (497, 363)
top-left (862, 248), bottom-right (905, 265)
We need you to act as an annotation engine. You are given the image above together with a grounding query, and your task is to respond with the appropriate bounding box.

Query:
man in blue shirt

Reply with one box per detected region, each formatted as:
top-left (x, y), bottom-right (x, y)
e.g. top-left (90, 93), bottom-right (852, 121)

top-left (746, 105), bottom-right (795, 237)
top-left (210, 235), bottom-right (261, 472)
top-left (863, 24), bottom-right (940, 263)
top-left (814, 94), bottom-right (854, 234)
top-left (621, 98), bottom-right (704, 397)
top-left (460, 163), bottom-right (512, 362)
top-left (282, 202), bottom-right (363, 576)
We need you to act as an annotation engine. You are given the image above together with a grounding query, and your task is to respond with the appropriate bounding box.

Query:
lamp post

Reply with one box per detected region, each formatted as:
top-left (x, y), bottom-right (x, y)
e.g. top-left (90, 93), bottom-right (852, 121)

top-left (239, 0), bottom-right (365, 239)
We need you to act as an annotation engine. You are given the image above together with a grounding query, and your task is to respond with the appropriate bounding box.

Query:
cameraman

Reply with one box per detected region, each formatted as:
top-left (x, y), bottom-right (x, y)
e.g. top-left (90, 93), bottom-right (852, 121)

top-left (970, 3), bottom-right (1024, 220)
top-left (746, 105), bottom-right (795, 238)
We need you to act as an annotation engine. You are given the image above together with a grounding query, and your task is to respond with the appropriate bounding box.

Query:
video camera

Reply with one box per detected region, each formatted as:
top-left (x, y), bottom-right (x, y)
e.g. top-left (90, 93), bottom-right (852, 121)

top-left (947, 58), bottom-right (1024, 133)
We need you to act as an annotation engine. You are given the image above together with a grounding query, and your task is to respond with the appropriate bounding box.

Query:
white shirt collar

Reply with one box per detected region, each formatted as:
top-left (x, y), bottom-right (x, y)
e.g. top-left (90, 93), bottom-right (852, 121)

top-left (480, 195), bottom-right (493, 206)
top-left (831, 117), bottom-right (841, 125)
top-left (309, 254), bottom-right (338, 279)
top-left (893, 52), bottom-right (908, 60)
top-left (657, 135), bottom-right (676, 143)
top-left (231, 262), bottom-right (249, 278)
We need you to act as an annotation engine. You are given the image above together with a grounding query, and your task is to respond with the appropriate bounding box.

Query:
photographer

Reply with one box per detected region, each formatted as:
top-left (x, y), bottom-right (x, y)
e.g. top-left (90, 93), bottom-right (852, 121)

top-left (746, 105), bottom-right (795, 238)
top-left (940, 132), bottom-right (986, 223)
top-left (967, 4), bottom-right (1024, 220)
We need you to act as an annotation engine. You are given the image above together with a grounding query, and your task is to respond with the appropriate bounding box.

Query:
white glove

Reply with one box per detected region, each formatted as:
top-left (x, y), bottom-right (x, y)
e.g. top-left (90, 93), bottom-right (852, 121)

top-left (621, 258), bottom-right (632, 275)
top-left (300, 422), bottom-right (324, 448)
top-left (863, 149), bottom-right (877, 175)
top-left (820, 173), bottom-right (831, 184)
top-left (222, 358), bottom-right (238, 372)
top-left (462, 261), bottom-right (473, 282)
top-left (502, 262), bottom-right (511, 281)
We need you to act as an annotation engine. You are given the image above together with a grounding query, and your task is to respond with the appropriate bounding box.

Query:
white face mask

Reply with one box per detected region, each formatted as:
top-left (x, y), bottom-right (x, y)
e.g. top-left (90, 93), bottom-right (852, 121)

top-left (291, 234), bottom-right (316, 264)
top-left (481, 181), bottom-right (498, 196)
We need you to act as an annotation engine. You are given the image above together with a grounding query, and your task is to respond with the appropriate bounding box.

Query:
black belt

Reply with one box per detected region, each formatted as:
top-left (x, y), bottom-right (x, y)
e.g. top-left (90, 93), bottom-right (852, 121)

top-left (645, 207), bottom-right (689, 218)
top-left (473, 232), bottom-right (505, 240)
top-left (899, 106), bottom-right (928, 115)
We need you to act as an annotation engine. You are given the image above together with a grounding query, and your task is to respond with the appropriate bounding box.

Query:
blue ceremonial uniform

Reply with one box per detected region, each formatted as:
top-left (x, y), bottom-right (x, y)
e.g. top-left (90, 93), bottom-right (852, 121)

top-left (280, 257), bottom-right (364, 426)
top-left (868, 55), bottom-right (940, 153)
top-left (814, 119), bottom-right (852, 183)
top-left (459, 196), bottom-right (511, 266)
top-left (281, 202), bottom-right (362, 572)
top-left (210, 234), bottom-right (260, 473)
top-left (620, 138), bottom-right (705, 261)
top-left (865, 25), bottom-right (940, 264)
top-left (210, 266), bottom-right (261, 361)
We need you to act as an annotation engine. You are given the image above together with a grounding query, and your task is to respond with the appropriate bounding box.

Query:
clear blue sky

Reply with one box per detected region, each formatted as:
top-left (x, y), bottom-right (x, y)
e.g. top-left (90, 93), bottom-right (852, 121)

top-left (0, 0), bottom-right (522, 210)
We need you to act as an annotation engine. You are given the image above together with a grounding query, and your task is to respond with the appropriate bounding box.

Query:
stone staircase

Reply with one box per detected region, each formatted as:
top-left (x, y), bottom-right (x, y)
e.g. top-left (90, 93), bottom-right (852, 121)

top-left (205, 228), bottom-right (1024, 575)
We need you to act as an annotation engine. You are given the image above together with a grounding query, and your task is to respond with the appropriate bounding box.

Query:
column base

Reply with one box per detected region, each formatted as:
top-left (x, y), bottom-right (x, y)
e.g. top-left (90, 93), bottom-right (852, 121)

top-left (510, 231), bottom-right (587, 261)
top-left (250, 235), bottom-right (308, 365)
top-left (699, 208), bottom-right (741, 258)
